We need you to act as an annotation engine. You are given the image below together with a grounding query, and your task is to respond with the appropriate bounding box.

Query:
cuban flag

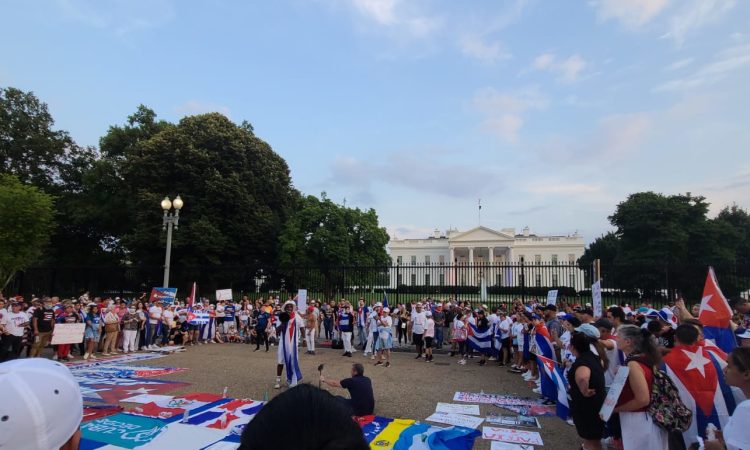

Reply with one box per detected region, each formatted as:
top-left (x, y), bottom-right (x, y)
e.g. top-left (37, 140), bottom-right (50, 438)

top-left (534, 323), bottom-right (558, 404)
top-left (663, 344), bottom-right (739, 445)
top-left (699, 267), bottom-right (736, 353)
top-left (200, 311), bottom-right (216, 341)
top-left (537, 354), bottom-right (570, 420)
top-left (280, 313), bottom-right (303, 384)
top-left (467, 323), bottom-right (493, 354)
top-left (382, 290), bottom-right (389, 309)
top-left (188, 310), bottom-right (210, 326)
top-left (186, 399), bottom-right (264, 430)
top-left (186, 282), bottom-right (197, 308)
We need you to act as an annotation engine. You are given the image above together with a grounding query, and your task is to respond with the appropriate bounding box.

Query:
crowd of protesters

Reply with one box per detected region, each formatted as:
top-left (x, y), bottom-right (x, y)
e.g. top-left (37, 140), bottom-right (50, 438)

top-left (2, 290), bottom-right (750, 449)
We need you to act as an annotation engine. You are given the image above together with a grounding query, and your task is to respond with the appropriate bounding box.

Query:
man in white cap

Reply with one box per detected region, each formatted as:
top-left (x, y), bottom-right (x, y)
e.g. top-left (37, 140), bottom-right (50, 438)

top-left (0, 358), bottom-right (83, 449)
top-left (275, 300), bottom-right (303, 389)
top-left (364, 302), bottom-right (382, 358)
top-left (374, 307), bottom-right (393, 367)
top-left (410, 302), bottom-right (427, 359)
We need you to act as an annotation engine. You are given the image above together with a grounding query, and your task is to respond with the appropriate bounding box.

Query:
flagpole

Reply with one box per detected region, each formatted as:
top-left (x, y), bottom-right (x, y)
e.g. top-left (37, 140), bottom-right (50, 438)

top-left (478, 198), bottom-right (481, 226)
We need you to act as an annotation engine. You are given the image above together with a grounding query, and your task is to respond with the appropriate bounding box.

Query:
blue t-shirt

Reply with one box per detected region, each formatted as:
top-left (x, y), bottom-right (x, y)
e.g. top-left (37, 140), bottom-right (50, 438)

top-left (338, 313), bottom-right (353, 332)
top-left (224, 304), bottom-right (236, 320)
top-left (256, 312), bottom-right (270, 331)
top-left (86, 313), bottom-right (101, 330)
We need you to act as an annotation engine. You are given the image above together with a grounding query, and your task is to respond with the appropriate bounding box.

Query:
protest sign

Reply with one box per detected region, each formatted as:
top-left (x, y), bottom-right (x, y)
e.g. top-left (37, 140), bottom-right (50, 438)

top-left (482, 426), bottom-right (543, 446)
top-left (592, 280), bottom-right (602, 318)
top-left (454, 392), bottom-right (541, 407)
top-left (490, 442), bottom-right (535, 450)
top-left (81, 413), bottom-right (169, 449)
top-left (297, 289), bottom-right (308, 311)
top-left (425, 412), bottom-right (484, 429)
top-left (497, 404), bottom-right (556, 417)
top-left (216, 289), bottom-right (233, 301)
top-left (600, 365), bottom-right (630, 421)
top-left (150, 287), bottom-right (177, 304)
top-left (546, 289), bottom-right (558, 306)
top-left (436, 402), bottom-right (480, 415)
top-left (51, 323), bottom-right (85, 344)
top-left (485, 414), bottom-right (540, 428)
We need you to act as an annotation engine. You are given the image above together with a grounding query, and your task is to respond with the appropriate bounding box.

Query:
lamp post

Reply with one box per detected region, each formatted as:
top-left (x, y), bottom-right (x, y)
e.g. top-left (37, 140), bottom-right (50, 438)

top-left (161, 195), bottom-right (183, 288)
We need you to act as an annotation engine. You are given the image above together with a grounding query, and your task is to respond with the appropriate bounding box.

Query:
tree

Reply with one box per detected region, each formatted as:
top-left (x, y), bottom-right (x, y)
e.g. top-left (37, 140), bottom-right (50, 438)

top-left (278, 193), bottom-right (390, 295)
top-left (0, 174), bottom-right (54, 291)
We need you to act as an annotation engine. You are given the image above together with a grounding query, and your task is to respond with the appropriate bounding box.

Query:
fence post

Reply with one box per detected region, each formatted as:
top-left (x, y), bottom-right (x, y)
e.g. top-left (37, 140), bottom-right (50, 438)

top-left (520, 260), bottom-right (526, 302)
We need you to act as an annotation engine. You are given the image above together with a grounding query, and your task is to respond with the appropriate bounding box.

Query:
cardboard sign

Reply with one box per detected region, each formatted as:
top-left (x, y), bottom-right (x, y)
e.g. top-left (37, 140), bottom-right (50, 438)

top-left (592, 280), bottom-right (602, 318)
top-left (482, 427), bottom-right (543, 446)
top-left (485, 414), bottom-right (540, 428)
top-left (546, 289), bottom-right (558, 306)
top-left (216, 289), bottom-right (233, 301)
top-left (51, 323), bottom-right (85, 344)
top-left (297, 289), bottom-right (308, 311)
top-left (600, 365), bottom-right (630, 421)
top-left (150, 287), bottom-right (177, 304)
top-left (425, 412), bottom-right (484, 429)
top-left (436, 402), bottom-right (481, 415)
top-left (454, 392), bottom-right (541, 407)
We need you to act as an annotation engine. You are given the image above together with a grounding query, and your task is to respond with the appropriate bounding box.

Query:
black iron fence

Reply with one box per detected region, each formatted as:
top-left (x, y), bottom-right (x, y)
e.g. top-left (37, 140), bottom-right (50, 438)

top-left (8, 261), bottom-right (749, 310)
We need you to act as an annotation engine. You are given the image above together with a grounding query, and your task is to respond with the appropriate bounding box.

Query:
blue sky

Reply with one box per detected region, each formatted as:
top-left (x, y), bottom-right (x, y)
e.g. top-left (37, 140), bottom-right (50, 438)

top-left (3, 0), bottom-right (749, 243)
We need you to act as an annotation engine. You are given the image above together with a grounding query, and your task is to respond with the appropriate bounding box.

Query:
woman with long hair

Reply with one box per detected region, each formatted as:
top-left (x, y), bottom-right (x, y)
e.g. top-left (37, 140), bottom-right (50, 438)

top-left (83, 304), bottom-right (102, 360)
top-left (568, 329), bottom-right (607, 450)
top-left (614, 324), bottom-right (667, 450)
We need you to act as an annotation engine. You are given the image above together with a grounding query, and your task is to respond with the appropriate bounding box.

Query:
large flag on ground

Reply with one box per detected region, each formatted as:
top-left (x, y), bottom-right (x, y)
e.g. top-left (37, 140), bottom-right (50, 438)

top-left (537, 354), bottom-right (570, 420)
top-left (467, 323), bottom-right (493, 355)
top-left (359, 417), bottom-right (479, 450)
top-left (664, 344), bottom-right (739, 445)
top-left (699, 267), bottom-right (736, 353)
top-left (186, 399), bottom-right (264, 430)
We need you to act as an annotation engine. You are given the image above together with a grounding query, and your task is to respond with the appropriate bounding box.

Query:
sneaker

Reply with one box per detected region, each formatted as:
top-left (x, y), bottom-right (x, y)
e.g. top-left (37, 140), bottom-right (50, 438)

top-left (90, 354), bottom-right (97, 359)
top-left (374, 361), bottom-right (383, 366)
top-left (457, 359), bottom-right (466, 365)
top-left (385, 362), bottom-right (390, 368)
top-left (83, 353), bottom-right (90, 360)
top-left (274, 382), bottom-right (281, 389)
top-left (488, 356), bottom-right (497, 361)
top-left (478, 360), bottom-right (486, 366)
top-left (532, 387), bottom-right (541, 394)
top-left (566, 418), bottom-right (575, 426)
top-left (415, 355), bottom-right (422, 359)
top-left (102, 353), bottom-right (110, 356)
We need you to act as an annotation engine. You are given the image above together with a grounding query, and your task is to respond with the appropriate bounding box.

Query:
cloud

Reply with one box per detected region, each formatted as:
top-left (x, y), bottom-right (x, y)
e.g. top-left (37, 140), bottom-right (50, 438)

top-left (472, 87), bottom-right (548, 142)
top-left (663, 0), bottom-right (736, 45)
top-left (528, 53), bottom-right (588, 82)
top-left (346, 0), bottom-right (441, 38)
top-left (526, 183), bottom-right (602, 195)
top-left (55, 0), bottom-right (175, 38)
top-left (655, 42), bottom-right (750, 91)
top-left (386, 225), bottom-right (436, 239)
top-left (328, 150), bottom-right (504, 199)
top-left (459, 35), bottom-right (512, 63)
top-left (665, 57), bottom-right (694, 71)
top-left (174, 101), bottom-right (231, 117)
top-left (589, 0), bottom-right (670, 28)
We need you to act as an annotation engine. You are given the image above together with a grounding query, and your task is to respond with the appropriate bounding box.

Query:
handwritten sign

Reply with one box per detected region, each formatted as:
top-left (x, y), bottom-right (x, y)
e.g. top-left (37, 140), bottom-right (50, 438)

top-left (491, 443), bottom-right (535, 450)
top-left (436, 402), bottom-right (481, 415)
top-left (454, 392), bottom-right (542, 407)
top-left (215, 289), bottom-right (233, 301)
top-left (297, 289), bottom-right (308, 311)
top-left (600, 365), bottom-right (630, 421)
top-left (592, 280), bottom-right (602, 318)
top-left (51, 323), bottom-right (85, 344)
top-left (425, 412), bottom-right (484, 429)
top-left (482, 426), bottom-right (543, 446)
top-left (546, 289), bottom-right (558, 306)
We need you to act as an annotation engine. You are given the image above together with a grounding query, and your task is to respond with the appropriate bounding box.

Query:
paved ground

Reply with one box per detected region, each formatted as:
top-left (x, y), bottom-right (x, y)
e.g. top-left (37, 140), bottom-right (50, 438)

top-left (126, 342), bottom-right (581, 449)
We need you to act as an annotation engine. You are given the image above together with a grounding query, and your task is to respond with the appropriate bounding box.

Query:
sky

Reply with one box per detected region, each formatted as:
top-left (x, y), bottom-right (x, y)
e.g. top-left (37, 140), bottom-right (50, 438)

top-left (2, 0), bottom-right (750, 243)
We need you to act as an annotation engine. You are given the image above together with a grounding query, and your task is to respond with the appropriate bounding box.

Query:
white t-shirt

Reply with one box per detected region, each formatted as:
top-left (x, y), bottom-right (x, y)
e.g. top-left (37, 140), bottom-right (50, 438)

top-left (602, 338), bottom-right (620, 387)
top-left (424, 318), bottom-right (435, 338)
top-left (162, 309), bottom-right (175, 328)
top-left (148, 306), bottom-right (163, 325)
top-left (411, 311), bottom-right (427, 334)
top-left (377, 315), bottom-right (393, 336)
top-left (499, 318), bottom-right (512, 339)
top-left (1, 311), bottom-right (28, 336)
top-left (216, 304), bottom-right (225, 318)
top-left (512, 322), bottom-right (524, 342)
top-left (724, 399), bottom-right (750, 450)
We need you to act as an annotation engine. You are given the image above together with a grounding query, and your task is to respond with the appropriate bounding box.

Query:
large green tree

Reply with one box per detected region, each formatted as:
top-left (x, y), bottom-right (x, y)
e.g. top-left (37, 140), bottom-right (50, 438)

top-left (0, 174), bottom-right (54, 291)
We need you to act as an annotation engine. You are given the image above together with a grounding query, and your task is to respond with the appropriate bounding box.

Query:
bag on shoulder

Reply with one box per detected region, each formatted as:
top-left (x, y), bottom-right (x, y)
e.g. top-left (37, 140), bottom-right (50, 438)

top-left (648, 366), bottom-right (692, 432)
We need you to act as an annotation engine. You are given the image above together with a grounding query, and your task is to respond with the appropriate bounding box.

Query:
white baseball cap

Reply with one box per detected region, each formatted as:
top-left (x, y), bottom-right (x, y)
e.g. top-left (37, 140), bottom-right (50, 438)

top-left (0, 359), bottom-right (83, 450)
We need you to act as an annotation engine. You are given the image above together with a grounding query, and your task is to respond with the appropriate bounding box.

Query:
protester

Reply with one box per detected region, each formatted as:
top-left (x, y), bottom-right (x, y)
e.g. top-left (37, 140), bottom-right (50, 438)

top-left (121, 305), bottom-right (139, 353)
top-left (374, 307), bottom-right (393, 367)
top-left (254, 305), bottom-right (271, 352)
top-left (30, 297), bottom-right (55, 357)
top-left (424, 310), bottom-right (435, 363)
top-left (568, 330), bottom-right (607, 450)
top-left (356, 299), bottom-right (369, 349)
top-left (274, 301), bottom-right (303, 389)
top-left (147, 300), bottom-right (163, 349)
top-left (55, 303), bottom-right (80, 361)
top-left (703, 347), bottom-right (750, 450)
top-left (363, 302), bottom-right (381, 358)
top-left (411, 302), bottom-right (427, 359)
top-left (83, 304), bottom-right (102, 360)
top-left (339, 304), bottom-right (354, 357)
top-left (320, 363), bottom-right (375, 416)
top-left (239, 384), bottom-right (368, 450)
top-left (305, 305), bottom-right (318, 355)
top-left (614, 324), bottom-right (668, 450)
top-left (102, 305), bottom-right (120, 356)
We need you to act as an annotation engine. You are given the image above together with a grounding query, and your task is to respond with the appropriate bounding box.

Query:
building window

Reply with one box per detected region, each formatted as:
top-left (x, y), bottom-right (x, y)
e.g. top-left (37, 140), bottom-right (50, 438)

top-left (552, 274), bottom-right (559, 286)
top-left (519, 255), bottom-right (525, 263)
top-left (535, 254), bottom-right (541, 264)
top-left (397, 255), bottom-right (403, 264)
top-left (410, 274), bottom-right (416, 286)
top-left (551, 254), bottom-right (558, 265)
top-left (425, 274), bottom-right (431, 286)
top-left (569, 273), bottom-right (575, 288)
top-left (397, 274), bottom-right (403, 285)
top-left (439, 273), bottom-right (445, 286)
top-left (424, 255), bottom-right (430, 264)
top-left (496, 274), bottom-right (502, 287)
top-left (410, 255), bottom-right (416, 265)
top-left (535, 274), bottom-right (542, 287)
top-left (439, 255), bottom-right (445, 265)
top-left (568, 254), bottom-right (575, 265)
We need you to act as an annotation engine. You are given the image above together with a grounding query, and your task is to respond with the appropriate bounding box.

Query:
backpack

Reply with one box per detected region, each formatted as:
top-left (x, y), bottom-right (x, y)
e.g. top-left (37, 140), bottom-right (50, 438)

top-left (647, 366), bottom-right (693, 432)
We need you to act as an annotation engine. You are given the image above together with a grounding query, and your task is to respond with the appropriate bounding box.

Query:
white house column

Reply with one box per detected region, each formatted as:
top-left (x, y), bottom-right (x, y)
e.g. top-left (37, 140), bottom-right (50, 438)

top-left (488, 247), bottom-right (494, 264)
top-left (468, 247), bottom-right (474, 263)
top-left (468, 247), bottom-right (475, 285)
top-left (449, 247), bottom-right (455, 264)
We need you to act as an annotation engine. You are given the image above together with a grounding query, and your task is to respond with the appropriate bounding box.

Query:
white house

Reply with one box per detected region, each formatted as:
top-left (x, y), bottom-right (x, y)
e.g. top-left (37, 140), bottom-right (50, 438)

top-left (387, 226), bottom-right (587, 290)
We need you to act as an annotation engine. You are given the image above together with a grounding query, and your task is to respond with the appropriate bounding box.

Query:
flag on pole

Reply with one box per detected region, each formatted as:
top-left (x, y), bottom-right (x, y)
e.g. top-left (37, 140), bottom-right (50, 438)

top-left (699, 267), bottom-right (736, 353)
top-left (382, 290), bottom-right (389, 309)
top-left (537, 354), bottom-right (570, 420)
top-left (187, 282), bottom-right (197, 308)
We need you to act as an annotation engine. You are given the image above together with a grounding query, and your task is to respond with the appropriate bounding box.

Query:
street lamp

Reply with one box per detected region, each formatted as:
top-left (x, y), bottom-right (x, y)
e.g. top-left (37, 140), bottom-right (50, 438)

top-left (161, 195), bottom-right (183, 287)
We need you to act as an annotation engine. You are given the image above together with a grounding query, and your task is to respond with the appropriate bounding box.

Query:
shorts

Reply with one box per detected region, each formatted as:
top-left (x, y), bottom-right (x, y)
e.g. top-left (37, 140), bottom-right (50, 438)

top-left (501, 337), bottom-right (511, 349)
top-left (375, 334), bottom-right (393, 351)
top-left (188, 324), bottom-right (199, 331)
top-left (424, 337), bottom-right (434, 349)
top-left (84, 328), bottom-right (100, 341)
top-left (412, 333), bottom-right (424, 347)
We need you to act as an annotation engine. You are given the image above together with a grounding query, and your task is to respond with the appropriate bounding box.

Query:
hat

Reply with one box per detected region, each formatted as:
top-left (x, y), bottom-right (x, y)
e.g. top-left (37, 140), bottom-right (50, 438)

top-left (383, 307), bottom-right (390, 313)
top-left (567, 317), bottom-right (582, 328)
top-left (307, 306), bottom-right (315, 313)
top-left (736, 329), bottom-right (750, 339)
top-left (0, 359), bottom-right (83, 449)
top-left (657, 308), bottom-right (678, 329)
top-left (531, 314), bottom-right (541, 320)
top-left (594, 318), bottom-right (613, 330)
top-left (561, 314), bottom-right (576, 321)
top-left (415, 302), bottom-right (422, 307)
top-left (283, 300), bottom-right (296, 309)
top-left (375, 302), bottom-right (383, 308)
top-left (425, 311), bottom-right (432, 317)
top-left (575, 323), bottom-right (601, 339)
top-left (581, 308), bottom-right (594, 316)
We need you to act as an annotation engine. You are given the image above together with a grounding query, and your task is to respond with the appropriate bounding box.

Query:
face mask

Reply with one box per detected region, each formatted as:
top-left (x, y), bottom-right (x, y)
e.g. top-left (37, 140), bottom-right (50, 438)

top-left (129, 308), bottom-right (135, 314)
